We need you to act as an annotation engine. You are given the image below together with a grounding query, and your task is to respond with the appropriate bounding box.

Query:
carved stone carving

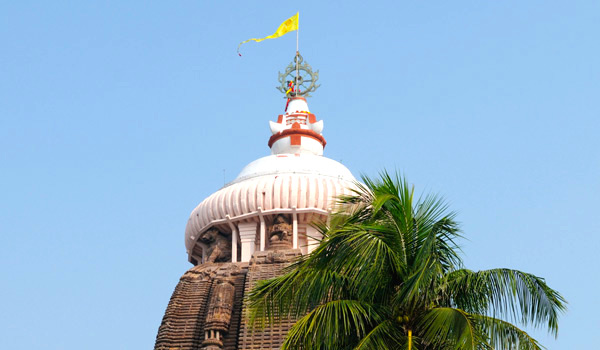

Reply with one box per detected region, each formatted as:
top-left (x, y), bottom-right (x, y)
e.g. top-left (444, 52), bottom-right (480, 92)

top-left (199, 228), bottom-right (232, 263)
top-left (250, 249), bottom-right (302, 265)
top-left (201, 264), bottom-right (241, 349)
top-left (268, 214), bottom-right (293, 250)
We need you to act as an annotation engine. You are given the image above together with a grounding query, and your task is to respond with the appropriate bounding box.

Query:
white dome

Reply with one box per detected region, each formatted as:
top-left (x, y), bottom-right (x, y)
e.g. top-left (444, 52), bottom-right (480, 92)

top-left (232, 154), bottom-right (355, 184)
top-left (184, 154), bottom-right (356, 253)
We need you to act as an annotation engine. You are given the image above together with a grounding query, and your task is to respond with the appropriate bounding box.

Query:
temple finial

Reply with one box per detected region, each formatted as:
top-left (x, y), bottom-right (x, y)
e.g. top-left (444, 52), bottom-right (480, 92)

top-left (276, 53), bottom-right (320, 99)
top-left (269, 56), bottom-right (326, 156)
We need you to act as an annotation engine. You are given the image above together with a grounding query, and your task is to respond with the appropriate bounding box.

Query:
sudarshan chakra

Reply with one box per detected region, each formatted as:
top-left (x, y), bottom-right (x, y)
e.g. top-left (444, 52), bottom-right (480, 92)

top-left (277, 53), bottom-right (320, 98)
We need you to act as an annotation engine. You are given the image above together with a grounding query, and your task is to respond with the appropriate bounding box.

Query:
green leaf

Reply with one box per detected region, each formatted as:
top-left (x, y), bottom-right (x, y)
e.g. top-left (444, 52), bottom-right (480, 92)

top-left (473, 314), bottom-right (544, 350)
top-left (419, 307), bottom-right (485, 350)
top-left (447, 268), bottom-right (567, 335)
top-left (282, 300), bottom-right (382, 350)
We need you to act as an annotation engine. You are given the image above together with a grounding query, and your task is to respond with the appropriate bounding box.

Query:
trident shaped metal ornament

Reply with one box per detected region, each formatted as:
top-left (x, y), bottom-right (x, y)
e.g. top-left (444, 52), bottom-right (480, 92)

top-left (277, 53), bottom-right (320, 98)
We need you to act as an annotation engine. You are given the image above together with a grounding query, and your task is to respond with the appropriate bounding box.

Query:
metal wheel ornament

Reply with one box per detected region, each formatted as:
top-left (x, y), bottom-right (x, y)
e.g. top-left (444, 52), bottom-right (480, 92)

top-left (277, 53), bottom-right (320, 98)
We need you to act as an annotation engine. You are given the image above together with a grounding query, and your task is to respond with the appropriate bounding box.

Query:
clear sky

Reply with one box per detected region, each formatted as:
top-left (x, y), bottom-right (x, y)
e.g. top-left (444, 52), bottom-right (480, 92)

top-left (1, 1), bottom-right (598, 349)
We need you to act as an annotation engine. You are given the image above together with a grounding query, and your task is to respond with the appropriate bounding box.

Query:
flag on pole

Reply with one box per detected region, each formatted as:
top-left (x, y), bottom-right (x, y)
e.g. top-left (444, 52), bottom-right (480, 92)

top-left (237, 12), bottom-right (299, 56)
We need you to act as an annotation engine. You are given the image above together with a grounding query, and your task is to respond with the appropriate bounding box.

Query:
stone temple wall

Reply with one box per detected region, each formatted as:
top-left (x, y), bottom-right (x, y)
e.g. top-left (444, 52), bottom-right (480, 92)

top-left (154, 249), bottom-right (301, 350)
top-left (238, 249), bottom-right (302, 350)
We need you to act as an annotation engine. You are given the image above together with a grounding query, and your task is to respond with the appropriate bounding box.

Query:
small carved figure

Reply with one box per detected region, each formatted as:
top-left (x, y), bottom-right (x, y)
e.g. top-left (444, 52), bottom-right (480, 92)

top-left (201, 265), bottom-right (239, 349)
top-left (199, 228), bottom-right (232, 263)
top-left (206, 279), bottom-right (235, 328)
top-left (269, 214), bottom-right (293, 249)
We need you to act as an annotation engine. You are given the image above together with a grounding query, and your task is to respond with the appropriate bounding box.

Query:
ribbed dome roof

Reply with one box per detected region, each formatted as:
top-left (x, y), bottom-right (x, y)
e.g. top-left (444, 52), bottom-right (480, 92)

top-left (184, 154), bottom-right (355, 252)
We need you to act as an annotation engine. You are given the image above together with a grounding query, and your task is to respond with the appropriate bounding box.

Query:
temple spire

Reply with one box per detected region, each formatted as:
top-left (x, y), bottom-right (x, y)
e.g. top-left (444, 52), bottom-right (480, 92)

top-left (269, 54), bottom-right (325, 155)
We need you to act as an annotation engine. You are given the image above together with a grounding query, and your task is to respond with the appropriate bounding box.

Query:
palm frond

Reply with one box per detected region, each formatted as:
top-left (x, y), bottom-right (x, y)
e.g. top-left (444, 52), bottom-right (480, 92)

top-left (419, 307), bottom-right (489, 350)
top-left (447, 268), bottom-right (567, 335)
top-left (281, 300), bottom-right (382, 350)
top-left (353, 319), bottom-right (405, 350)
top-left (247, 263), bottom-right (353, 326)
top-left (303, 221), bottom-right (402, 302)
top-left (473, 314), bottom-right (544, 350)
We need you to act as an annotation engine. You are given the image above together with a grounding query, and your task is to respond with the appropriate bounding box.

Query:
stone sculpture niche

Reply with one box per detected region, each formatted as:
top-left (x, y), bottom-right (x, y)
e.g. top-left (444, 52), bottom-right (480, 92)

top-left (201, 264), bottom-right (240, 350)
top-left (268, 214), bottom-right (293, 250)
top-left (199, 228), bottom-right (232, 263)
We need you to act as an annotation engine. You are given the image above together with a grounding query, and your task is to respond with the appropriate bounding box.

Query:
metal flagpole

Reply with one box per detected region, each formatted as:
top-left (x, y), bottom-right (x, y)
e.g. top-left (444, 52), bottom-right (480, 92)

top-left (296, 12), bottom-right (299, 90)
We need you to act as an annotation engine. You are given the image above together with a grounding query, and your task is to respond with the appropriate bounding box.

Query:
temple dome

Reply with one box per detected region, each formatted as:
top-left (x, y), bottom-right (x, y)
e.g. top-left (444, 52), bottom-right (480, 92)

top-left (185, 154), bottom-right (355, 255)
top-left (184, 94), bottom-right (357, 263)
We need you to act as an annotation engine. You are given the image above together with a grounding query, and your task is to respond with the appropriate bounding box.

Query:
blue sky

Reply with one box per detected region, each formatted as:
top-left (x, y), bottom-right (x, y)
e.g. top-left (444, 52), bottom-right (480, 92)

top-left (1, 1), bottom-right (598, 349)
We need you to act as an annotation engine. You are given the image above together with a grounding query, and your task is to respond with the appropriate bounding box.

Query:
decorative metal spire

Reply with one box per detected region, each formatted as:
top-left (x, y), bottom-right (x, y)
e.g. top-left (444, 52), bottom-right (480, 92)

top-left (277, 53), bottom-right (320, 98)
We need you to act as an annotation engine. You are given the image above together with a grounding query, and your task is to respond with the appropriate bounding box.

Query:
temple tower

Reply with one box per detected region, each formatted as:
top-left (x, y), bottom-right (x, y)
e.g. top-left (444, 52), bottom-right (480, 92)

top-left (155, 55), bottom-right (356, 350)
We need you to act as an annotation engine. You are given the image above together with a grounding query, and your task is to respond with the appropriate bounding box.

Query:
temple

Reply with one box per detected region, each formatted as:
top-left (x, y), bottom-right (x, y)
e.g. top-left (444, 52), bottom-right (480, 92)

top-left (154, 55), bottom-right (356, 350)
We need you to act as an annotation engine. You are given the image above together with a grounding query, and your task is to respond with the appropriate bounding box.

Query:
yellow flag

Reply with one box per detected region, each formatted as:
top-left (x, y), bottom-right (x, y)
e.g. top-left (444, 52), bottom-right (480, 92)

top-left (238, 13), bottom-right (299, 55)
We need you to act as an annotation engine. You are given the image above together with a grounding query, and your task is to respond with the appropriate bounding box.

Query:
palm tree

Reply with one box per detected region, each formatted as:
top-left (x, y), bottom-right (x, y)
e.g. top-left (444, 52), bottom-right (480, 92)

top-left (247, 172), bottom-right (566, 350)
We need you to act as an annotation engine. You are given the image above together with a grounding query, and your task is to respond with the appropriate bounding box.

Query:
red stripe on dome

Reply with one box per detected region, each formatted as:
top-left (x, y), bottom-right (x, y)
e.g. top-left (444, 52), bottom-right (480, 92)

top-left (291, 134), bottom-right (301, 145)
top-left (268, 129), bottom-right (327, 148)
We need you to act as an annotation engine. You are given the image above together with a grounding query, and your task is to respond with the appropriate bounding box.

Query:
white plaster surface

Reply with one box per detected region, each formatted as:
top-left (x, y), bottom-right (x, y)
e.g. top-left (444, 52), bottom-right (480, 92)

top-left (286, 98), bottom-right (310, 114)
top-left (270, 137), bottom-right (324, 156)
top-left (233, 154), bottom-right (354, 184)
